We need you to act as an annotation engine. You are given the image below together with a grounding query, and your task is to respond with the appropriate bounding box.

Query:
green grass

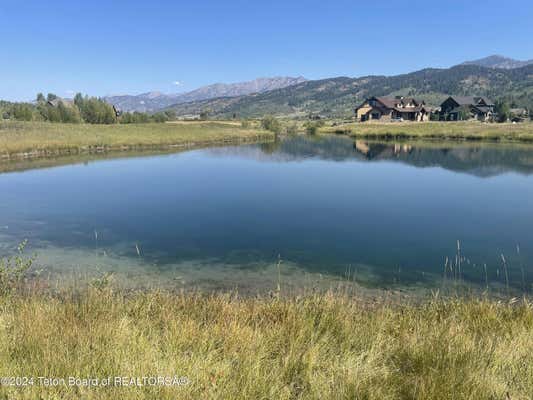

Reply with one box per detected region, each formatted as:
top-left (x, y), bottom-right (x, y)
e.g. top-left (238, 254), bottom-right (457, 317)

top-left (0, 120), bottom-right (273, 160)
top-left (0, 287), bottom-right (532, 399)
top-left (321, 121), bottom-right (533, 142)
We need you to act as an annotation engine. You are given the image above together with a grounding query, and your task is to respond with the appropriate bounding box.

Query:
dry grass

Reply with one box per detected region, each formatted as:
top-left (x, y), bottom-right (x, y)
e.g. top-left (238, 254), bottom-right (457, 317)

top-left (0, 288), bottom-right (532, 399)
top-left (321, 121), bottom-right (533, 142)
top-left (0, 121), bottom-right (273, 159)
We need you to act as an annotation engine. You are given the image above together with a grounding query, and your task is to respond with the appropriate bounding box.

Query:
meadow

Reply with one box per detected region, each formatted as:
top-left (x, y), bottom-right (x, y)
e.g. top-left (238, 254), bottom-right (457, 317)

top-left (0, 286), bottom-right (531, 400)
top-left (0, 120), bottom-right (273, 160)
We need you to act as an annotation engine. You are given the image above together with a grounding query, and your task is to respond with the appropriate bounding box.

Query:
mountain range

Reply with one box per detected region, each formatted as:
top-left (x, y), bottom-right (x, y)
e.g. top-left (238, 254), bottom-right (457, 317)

top-left (104, 77), bottom-right (307, 112)
top-left (104, 56), bottom-right (533, 118)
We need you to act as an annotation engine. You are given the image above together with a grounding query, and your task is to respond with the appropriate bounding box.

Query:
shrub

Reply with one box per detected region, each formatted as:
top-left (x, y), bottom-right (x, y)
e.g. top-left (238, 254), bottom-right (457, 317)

top-left (12, 103), bottom-right (34, 121)
top-left (261, 115), bottom-right (282, 134)
top-left (0, 240), bottom-right (35, 296)
top-left (286, 122), bottom-right (298, 135)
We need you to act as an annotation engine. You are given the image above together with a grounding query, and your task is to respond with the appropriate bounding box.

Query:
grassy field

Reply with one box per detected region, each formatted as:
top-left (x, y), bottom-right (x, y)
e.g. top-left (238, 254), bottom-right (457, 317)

top-left (0, 287), bottom-right (532, 399)
top-left (0, 120), bottom-right (273, 160)
top-left (320, 121), bottom-right (533, 142)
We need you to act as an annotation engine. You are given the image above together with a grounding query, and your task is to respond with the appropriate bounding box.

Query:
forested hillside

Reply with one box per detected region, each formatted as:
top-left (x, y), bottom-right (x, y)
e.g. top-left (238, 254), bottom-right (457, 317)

top-left (165, 64), bottom-right (533, 118)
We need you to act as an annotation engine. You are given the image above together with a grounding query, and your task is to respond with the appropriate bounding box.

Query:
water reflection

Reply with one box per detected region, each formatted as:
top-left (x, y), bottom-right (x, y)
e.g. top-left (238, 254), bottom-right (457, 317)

top-left (1, 135), bottom-right (532, 295)
top-left (210, 136), bottom-right (533, 177)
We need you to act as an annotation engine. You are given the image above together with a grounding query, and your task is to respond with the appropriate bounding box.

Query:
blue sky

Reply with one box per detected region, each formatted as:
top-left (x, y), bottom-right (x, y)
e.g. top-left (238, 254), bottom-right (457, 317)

top-left (1, 0), bottom-right (532, 101)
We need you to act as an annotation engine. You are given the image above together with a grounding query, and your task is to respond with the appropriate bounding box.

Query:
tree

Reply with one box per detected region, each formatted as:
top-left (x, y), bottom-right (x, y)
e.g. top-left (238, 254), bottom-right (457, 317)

top-left (261, 115), bottom-right (282, 134)
top-left (47, 93), bottom-right (58, 102)
top-left (12, 103), bottom-right (34, 121)
top-left (36, 93), bottom-right (45, 103)
top-left (304, 121), bottom-right (319, 135)
top-left (457, 106), bottom-right (470, 121)
top-left (57, 102), bottom-right (81, 123)
top-left (74, 93), bottom-right (84, 108)
top-left (152, 112), bottom-right (168, 123)
top-left (77, 96), bottom-right (117, 124)
top-left (164, 110), bottom-right (176, 120)
top-left (199, 109), bottom-right (211, 120)
top-left (495, 100), bottom-right (510, 123)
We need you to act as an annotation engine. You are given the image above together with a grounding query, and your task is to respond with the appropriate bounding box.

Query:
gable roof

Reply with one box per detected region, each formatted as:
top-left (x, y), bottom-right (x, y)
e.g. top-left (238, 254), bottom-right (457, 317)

top-left (355, 96), bottom-right (427, 112)
top-left (446, 96), bottom-right (494, 107)
top-left (375, 96), bottom-right (422, 108)
top-left (47, 98), bottom-right (75, 107)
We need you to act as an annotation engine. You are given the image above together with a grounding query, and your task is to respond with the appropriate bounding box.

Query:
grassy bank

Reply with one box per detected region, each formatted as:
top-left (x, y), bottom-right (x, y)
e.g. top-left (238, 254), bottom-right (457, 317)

top-left (0, 121), bottom-right (273, 160)
top-left (321, 121), bottom-right (533, 142)
top-left (0, 288), bottom-right (532, 399)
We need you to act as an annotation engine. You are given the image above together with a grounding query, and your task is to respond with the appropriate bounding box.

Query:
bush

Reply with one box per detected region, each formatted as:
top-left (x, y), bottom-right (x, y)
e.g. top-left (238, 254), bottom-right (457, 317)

top-left (286, 122), bottom-right (298, 135)
top-left (261, 115), bottom-right (282, 134)
top-left (304, 121), bottom-right (322, 135)
top-left (11, 103), bottom-right (34, 121)
top-left (152, 112), bottom-right (169, 123)
top-left (0, 240), bottom-right (35, 296)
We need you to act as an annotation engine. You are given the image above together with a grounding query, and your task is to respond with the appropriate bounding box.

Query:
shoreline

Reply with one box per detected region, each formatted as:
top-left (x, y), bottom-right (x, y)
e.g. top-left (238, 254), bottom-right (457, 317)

top-left (0, 120), bottom-right (274, 163)
top-left (2, 121), bottom-right (533, 169)
top-left (320, 120), bottom-right (533, 143)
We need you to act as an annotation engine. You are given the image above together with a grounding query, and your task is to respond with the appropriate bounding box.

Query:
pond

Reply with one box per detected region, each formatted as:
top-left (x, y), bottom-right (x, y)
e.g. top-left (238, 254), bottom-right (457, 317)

top-left (1, 136), bottom-right (533, 295)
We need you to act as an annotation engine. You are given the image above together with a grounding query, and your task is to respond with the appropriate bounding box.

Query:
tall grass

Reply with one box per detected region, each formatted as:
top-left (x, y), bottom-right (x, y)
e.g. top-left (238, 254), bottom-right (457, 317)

top-left (321, 121), bottom-right (533, 142)
top-left (0, 286), bottom-right (532, 399)
top-left (0, 120), bottom-right (273, 159)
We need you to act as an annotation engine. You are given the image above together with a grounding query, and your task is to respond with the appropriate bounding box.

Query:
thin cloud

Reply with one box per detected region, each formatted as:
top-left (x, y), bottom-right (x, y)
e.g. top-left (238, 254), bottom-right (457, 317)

top-left (172, 81), bottom-right (183, 86)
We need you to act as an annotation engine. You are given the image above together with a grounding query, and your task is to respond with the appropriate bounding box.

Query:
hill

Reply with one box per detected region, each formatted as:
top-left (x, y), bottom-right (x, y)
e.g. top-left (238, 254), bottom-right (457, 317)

top-left (104, 77), bottom-right (307, 112)
top-left (164, 64), bottom-right (533, 118)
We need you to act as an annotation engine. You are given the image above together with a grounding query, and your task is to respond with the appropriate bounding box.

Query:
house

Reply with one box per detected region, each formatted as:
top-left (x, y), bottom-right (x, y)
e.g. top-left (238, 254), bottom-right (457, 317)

top-left (355, 96), bottom-right (431, 122)
top-left (47, 98), bottom-right (75, 108)
top-left (439, 96), bottom-right (494, 121)
top-left (510, 108), bottom-right (529, 122)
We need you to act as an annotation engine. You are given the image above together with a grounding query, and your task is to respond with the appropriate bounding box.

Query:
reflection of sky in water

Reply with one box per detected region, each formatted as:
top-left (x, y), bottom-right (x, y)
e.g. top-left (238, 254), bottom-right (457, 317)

top-left (1, 136), bottom-right (533, 292)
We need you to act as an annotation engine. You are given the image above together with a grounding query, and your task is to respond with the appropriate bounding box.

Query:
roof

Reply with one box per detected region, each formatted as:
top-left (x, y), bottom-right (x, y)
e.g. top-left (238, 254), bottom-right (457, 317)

top-left (355, 96), bottom-right (426, 112)
top-left (393, 106), bottom-right (425, 113)
top-left (473, 106), bottom-right (493, 114)
top-left (447, 107), bottom-right (472, 114)
top-left (375, 96), bottom-right (422, 108)
top-left (446, 96), bottom-right (494, 107)
top-left (47, 98), bottom-right (74, 107)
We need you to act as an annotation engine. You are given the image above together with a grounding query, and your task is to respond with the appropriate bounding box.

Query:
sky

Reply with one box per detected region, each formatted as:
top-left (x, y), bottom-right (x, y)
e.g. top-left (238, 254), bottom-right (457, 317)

top-left (1, 0), bottom-right (532, 101)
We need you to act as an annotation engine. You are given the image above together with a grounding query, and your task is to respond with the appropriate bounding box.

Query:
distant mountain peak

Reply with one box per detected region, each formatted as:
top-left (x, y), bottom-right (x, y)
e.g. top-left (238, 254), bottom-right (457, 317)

top-left (461, 55), bottom-right (533, 69)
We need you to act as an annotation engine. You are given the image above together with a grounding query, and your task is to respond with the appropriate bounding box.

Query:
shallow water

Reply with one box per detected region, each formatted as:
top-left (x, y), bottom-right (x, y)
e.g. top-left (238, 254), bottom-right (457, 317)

top-left (1, 136), bottom-right (533, 294)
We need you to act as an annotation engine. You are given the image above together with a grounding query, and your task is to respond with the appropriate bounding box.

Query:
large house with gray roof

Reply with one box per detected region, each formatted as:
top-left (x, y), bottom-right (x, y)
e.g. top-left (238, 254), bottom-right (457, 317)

top-left (355, 96), bottom-right (432, 122)
top-left (439, 96), bottom-right (494, 121)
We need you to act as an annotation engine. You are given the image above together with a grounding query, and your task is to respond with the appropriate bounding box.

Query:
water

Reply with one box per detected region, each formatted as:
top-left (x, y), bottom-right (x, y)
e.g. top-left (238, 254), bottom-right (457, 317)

top-left (1, 136), bottom-right (533, 294)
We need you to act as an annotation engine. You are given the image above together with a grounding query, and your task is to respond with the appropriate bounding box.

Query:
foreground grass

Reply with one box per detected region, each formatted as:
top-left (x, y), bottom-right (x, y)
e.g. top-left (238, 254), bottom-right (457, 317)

top-left (0, 121), bottom-right (273, 159)
top-left (0, 289), bottom-right (532, 399)
top-left (321, 121), bottom-right (533, 142)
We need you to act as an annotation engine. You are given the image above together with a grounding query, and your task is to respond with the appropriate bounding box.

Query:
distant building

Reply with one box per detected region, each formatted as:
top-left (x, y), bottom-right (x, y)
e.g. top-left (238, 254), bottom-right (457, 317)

top-left (355, 96), bottom-right (431, 122)
top-left (439, 96), bottom-right (494, 121)
top-left (46, 98), bottom-right (75, 108)
top-left (112, 105), bottom-right (122, 117)
top-left (510, 108), bottom-right (529, 122)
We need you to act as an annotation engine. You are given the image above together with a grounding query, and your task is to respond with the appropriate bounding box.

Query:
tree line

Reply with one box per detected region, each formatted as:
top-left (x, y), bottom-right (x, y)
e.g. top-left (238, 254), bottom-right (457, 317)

top-left (1, 93), bottom-right (176, 124)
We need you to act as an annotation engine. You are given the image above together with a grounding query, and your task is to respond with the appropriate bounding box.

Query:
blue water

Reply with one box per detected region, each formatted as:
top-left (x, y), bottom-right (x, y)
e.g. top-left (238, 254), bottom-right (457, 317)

top-left (1, 136), bottom-right (532, 292)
